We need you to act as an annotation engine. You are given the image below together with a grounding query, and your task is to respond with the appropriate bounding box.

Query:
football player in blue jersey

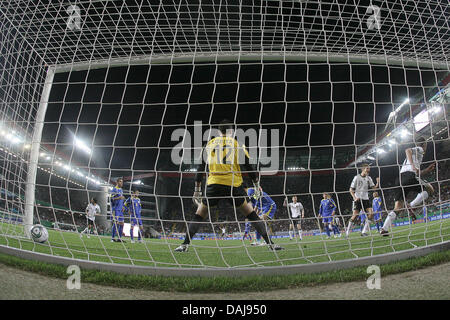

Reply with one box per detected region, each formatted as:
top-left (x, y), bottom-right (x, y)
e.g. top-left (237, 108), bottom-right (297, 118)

top-left (110, 178), bottom-right (126, 242)
top-left (319, 193), bottom-right (340, 239)
top-left (242, 219), bottom-right (253, 241)
top-left (423, 206), bottom-right (428, 223)
top-left (360, 211), bottom-right (367, 233)
top-left (244, 185), bottom-right (277, 246)
top-left (332, 215), bottom-right (342, 238)
top-left (372, 192), bottom-right (383, 232)
top-left (124, 190), bottom-right (143, 243)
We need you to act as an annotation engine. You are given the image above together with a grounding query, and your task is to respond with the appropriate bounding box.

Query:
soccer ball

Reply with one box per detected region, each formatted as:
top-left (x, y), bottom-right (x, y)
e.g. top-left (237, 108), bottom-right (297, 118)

top-left (30, 224), bottom-right (49, 243)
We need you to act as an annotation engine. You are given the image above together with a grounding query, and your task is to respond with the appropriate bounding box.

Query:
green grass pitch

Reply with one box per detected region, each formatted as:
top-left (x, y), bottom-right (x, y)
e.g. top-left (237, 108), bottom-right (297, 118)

top-left (1, 218), bottom-right (449, 270)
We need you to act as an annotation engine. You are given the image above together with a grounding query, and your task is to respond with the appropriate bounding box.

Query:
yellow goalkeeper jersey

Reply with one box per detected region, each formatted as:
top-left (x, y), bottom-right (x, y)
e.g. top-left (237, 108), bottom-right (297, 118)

top-left (205, 136), bottom-right (250, 187)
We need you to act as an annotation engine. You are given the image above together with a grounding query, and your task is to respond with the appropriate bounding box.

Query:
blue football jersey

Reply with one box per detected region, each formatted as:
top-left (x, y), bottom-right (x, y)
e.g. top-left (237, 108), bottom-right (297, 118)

top-left (110, 186), bottom-right (124, 211)
top-left (319, 198), bottom-right (336, 217)
top-left (247, 188), bottom-right (276, 213)
top-left (125, 197), bottom-right (142, 217)
top-left (373, 197), bottom-right (382, 213)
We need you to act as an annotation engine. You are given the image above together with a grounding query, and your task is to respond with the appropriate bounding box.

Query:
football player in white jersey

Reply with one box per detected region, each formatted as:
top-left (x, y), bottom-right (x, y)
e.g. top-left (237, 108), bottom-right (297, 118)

top-left (380, 137), bottom-right (435, 236)
top-left (284, 196), bottom-right (305, 240)
top-left (346, 164), bottom-right (380, 237)
top-left (81, 198), bottom-right (100, 238)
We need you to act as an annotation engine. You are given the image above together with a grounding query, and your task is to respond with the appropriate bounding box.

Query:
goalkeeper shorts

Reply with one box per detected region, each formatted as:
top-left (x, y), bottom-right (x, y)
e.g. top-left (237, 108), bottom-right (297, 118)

top-left (202, 184), bottom-right (247, 207)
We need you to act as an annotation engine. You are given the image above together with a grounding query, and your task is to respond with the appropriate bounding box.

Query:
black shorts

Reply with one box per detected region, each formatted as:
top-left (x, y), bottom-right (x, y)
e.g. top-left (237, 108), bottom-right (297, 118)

top-left (393, 171), bottom-right (425, 202)
top-left (87, 219), bottom-right (95, 227)
top-left (292, 218), bottom-right (302, 227)
top-left (201, 184), bottom-right (247, 208)
top-left (352, 199), bottom-right (371, 211)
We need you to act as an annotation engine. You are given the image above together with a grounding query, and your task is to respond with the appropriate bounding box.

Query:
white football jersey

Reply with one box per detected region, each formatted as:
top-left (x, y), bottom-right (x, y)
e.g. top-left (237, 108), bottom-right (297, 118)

top-left (350, 174), bottom-right (375, 200)
top-left (86, 203), bottom-right (100, 221)
top-left (288, 202), bottom-right (304, 218)
top-left (400, 147), bottom-right (424, 174)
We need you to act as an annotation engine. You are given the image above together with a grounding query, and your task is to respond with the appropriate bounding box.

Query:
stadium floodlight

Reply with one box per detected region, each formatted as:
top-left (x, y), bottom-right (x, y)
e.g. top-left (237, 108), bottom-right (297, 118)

top-left (11, 136), bottom-right (22, 144)
top-left (385, 98), bottom-right (411, 130)
top-left (367, 155), bottom-right (376, 160)
top-left (40, 152), bottom-right (46, 157)
top-left (45, 156), bottom-right (51, 160)
top-left (400, 129), bottom-right (410, 139)
top-left (23, 144), bottom-right (31, 149)
top-left (431, 105), bottom-right (442, 114)
top-left (132, 180), bottom-right (143, 185)
top-left (377, 148), bottom-right (386, 154)
top-left (74, 137), bottom-right (92, 154)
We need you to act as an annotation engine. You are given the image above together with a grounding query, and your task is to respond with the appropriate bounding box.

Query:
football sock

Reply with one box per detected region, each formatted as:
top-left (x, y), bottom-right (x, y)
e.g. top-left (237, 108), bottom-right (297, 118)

top-left (256, 231), bottom-right (262, 241)
top-left (118, 224), bottom-right (123, 238)
top-left (183, 214), bottom-right (204, 245)
top-left (298, 229), bottom-right (302, 240)
top-left (376, 222), bottom-right (381, 231)
top-left (130, 227), bottom-right (134, 240)
top-left (362, 219), bottom-right (371, 234)
top-left (346, 220), bottom-right (353, 236)
top-left (289, 230), bottom-right (293, 239)
top-left (138, 229), bottom-right (142, 241)
top-left (325, 224), bottom-right (330, 237)
top-left (247, 211), bottom-right (273, 245)
top-left (409, 191), bottom-right (429, 208)
top-left (382, 211), bottom-right (396, 231)
top-left (333, 225), bottom-right (340, 234)
top-left (111, 223), bottom-right (116, 239)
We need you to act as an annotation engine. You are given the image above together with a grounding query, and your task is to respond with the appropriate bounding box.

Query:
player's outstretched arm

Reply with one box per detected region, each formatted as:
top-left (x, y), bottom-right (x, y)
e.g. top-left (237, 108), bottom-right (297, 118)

top-left (349, 188), bottom-right (358, 201)
top-left (193, 144), bottom-right (206, 203)
top-left (421, 162), bottom-right (436, 175)
top-left (239, 143), bottom-right (260, 196)
top-left (405, 148), bottom-right (419, 175)
top-left (372, 177), bottom-right (380, 190)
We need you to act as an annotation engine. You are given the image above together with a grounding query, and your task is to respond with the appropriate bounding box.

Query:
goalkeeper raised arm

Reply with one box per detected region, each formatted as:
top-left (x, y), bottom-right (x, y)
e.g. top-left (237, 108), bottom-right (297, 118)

top-left (175, 119), bottom-right (284, 252)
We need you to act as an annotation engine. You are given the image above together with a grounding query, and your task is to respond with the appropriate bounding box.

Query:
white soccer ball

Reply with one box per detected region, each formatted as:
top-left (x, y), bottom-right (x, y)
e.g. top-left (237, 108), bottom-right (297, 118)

top-left (30, 224), bottom-right (49, 243)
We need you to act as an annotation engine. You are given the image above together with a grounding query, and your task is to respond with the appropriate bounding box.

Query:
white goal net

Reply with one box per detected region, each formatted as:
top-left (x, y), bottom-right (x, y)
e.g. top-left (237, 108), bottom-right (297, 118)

top-left (0, 0), bottom-right (449, 271)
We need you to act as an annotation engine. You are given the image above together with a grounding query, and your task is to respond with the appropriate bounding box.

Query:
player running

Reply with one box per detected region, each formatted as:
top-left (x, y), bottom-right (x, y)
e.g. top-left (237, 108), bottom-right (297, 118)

top-left (380, 137), bottom-right (435, 236)
top-left (174, 120), bottom-right (284, 252)
top-left (318, 193), bottom-right (339, 239)
top-left (110, 177), bottom-right (126, 242)
top-left (284, 196), bottom-right (304, 240)
top-left (124, 190), bottom-right (143, 243)
top-left (80, 198), bottom-right (100, 238)
top-left (245, 185), bottom-right (277, 246)
top-left (372, 192), bottom-right (383, 232)
top-left (346, 164), bottom-right (380, 238)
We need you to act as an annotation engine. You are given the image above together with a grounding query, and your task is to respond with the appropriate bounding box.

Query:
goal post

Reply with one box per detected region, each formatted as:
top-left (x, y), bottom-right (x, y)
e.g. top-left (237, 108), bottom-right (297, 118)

top-left (51, 52), bottom-right (450, 74)
top-left (23, 68), bottom-right (55, 238)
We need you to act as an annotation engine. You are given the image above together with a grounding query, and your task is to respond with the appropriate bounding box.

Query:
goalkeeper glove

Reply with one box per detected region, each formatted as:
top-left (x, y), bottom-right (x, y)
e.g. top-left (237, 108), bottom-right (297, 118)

top-left (252, 180), bottom-right (261, 200)
top-left (193, 185), bottom-right (203, 205)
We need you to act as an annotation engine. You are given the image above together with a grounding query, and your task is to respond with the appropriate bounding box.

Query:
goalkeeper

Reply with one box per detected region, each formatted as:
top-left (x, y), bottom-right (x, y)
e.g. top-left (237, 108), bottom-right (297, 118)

top-left (175, 120), bottom-right (284, 252)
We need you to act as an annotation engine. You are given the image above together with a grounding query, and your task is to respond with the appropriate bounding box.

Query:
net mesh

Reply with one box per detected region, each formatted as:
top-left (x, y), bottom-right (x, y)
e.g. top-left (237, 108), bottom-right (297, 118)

top-left (0, 0), bottom-right (449, 269)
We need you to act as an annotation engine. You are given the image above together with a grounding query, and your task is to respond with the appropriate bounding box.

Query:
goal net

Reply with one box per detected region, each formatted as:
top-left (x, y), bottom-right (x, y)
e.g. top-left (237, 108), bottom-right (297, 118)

top-left (0, 0), bottom-right (449, 270)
